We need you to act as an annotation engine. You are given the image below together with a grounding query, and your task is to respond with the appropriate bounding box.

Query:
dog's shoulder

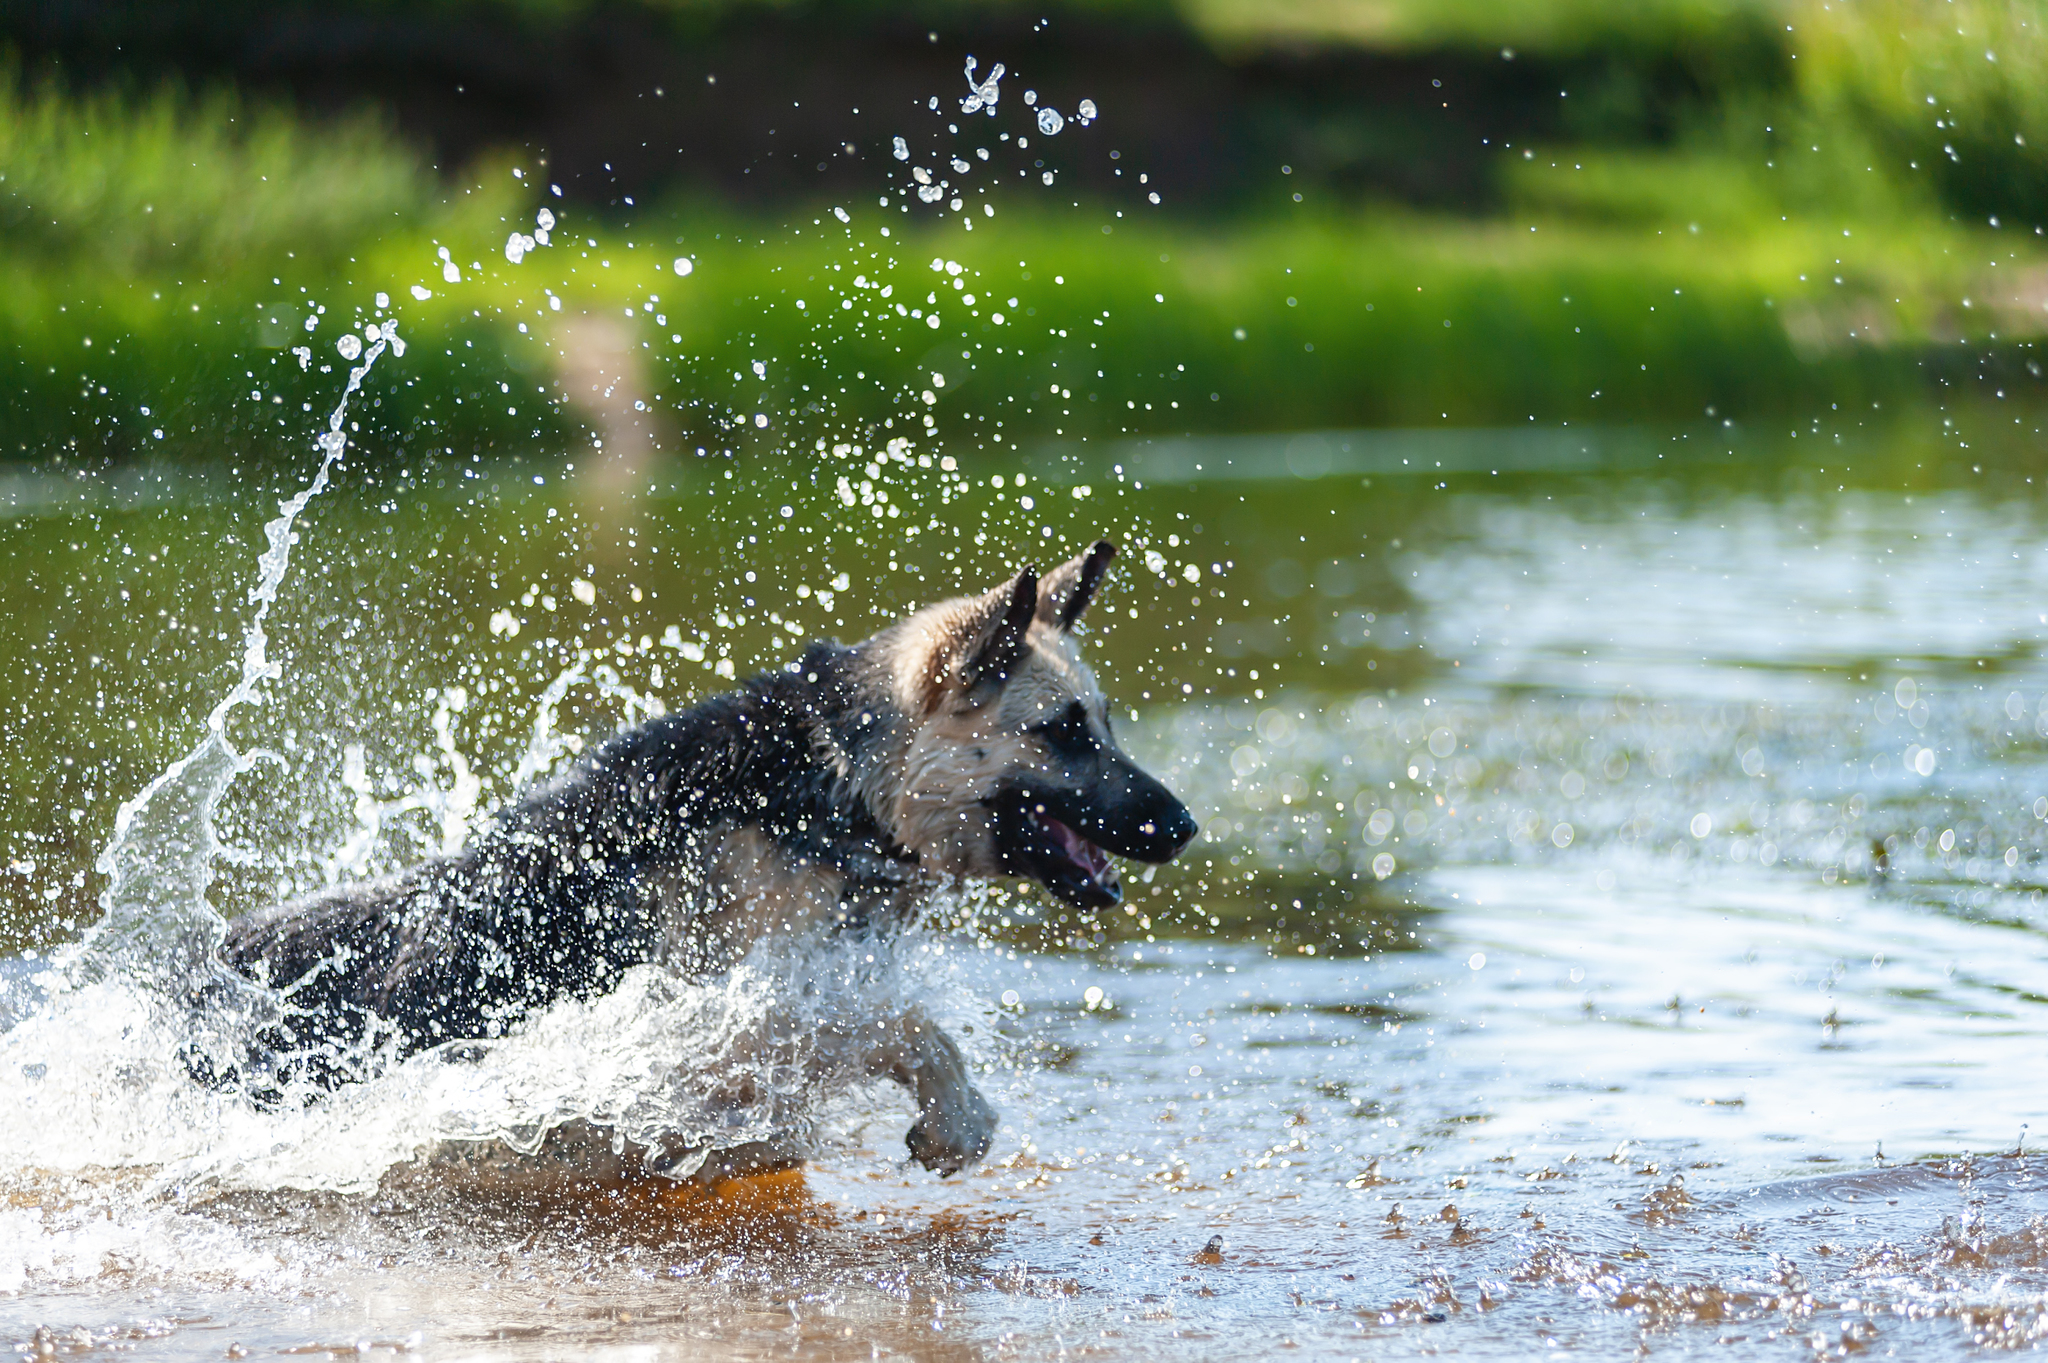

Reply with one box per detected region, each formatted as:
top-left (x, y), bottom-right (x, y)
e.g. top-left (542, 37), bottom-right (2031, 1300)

top-left (534, 641), bottom-right (863, 798)
top-left (536, 641), bottom-right (886, 825)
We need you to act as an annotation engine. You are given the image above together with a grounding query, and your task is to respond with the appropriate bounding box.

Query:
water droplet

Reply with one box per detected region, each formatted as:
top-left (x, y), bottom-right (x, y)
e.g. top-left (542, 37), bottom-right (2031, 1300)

top-left (892, 136), bottom-right (910, 161)
top-left (960, 56), bottom-right (1004, 115)
top-left (674, 258), bottom-right (694, 277)
top-left (1077, 98), bottom-right (1098, 123)
top-left (1037, 107), bottom-right (1065, 136)
top-left (335, 334), bottom-right (362, 361)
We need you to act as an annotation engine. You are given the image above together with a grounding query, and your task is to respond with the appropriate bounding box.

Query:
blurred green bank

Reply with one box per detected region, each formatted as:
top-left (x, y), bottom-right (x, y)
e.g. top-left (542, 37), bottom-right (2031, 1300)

top-left (0, 0), bottom-right (2045, 463)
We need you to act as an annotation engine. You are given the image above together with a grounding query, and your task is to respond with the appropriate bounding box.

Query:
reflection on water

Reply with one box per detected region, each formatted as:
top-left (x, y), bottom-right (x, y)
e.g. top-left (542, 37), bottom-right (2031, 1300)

top-left (6, 413), bottom-right (2048, 1358)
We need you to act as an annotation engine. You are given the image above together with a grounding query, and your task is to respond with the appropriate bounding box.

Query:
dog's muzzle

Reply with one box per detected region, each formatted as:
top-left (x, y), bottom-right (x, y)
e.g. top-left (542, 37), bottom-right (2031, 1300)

top-left (990, 771), bottom-right (1197, 910)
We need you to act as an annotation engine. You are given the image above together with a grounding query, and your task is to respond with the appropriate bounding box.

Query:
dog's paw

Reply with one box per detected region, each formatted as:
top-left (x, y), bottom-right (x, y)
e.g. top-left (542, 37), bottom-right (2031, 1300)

top-left (905, 1084), bottom-right (999, 1176)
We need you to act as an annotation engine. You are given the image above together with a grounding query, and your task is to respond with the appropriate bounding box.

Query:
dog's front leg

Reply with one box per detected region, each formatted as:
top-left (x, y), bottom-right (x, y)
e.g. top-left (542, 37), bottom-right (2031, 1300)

top-left (857, 1011), bottom-right (998, 1175)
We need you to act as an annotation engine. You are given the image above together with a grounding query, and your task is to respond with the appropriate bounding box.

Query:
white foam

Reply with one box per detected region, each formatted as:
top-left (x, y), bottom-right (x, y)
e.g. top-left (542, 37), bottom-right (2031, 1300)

top-left (0, 921), bottom-right (993, 1197)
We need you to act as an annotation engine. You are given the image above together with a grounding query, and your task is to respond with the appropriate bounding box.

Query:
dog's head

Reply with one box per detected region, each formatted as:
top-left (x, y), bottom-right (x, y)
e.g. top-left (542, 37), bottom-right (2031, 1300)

top-left (873, 540), bottom-right (1198, 908)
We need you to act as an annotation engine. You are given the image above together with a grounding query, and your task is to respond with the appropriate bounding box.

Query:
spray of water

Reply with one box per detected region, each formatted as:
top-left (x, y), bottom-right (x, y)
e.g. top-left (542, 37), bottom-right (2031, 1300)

top-left (0, 58), bottom-right (1156, 1199)
top-left (71, 326), bottom-right (400, 999)
top-left (0, 165), bottom-right (1029, 1196)
top-left (0, 324), bottom-right (415, 1189)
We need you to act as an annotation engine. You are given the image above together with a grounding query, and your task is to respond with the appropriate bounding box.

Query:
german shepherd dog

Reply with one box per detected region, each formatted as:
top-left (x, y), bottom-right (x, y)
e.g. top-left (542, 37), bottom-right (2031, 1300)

top-left (217, 541), bottom-right (1197, 1182)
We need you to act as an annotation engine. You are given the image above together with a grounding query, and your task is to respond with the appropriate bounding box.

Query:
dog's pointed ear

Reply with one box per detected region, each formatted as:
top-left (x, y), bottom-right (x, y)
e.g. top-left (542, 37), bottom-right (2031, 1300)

top-left (1036, 540), bottom-right (1117, 631)
top-left (962, 564), bottom-right (1039, 691)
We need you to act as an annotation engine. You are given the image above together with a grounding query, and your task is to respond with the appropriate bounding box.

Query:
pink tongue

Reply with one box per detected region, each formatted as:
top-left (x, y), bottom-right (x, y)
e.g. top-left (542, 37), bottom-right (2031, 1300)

top-left (1046, 817), bottom-right (1111, 879)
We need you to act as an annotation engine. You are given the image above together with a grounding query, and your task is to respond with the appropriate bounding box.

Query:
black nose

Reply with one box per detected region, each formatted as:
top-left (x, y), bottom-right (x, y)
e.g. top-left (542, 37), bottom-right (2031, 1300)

top-left (1076, 760), bottom-right (1201, 863)
top-left (1145, 802), bottom-right (1199, 856)
top-left (1121, 788), bottom-right (1197, 862)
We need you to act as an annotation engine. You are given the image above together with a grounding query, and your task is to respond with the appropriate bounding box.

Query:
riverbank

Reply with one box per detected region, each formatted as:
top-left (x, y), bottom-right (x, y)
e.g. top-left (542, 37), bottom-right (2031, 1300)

top-left (2, 72), bottom-right (2044, 464)
top-left (9, 196), bottom-right (2043, 464)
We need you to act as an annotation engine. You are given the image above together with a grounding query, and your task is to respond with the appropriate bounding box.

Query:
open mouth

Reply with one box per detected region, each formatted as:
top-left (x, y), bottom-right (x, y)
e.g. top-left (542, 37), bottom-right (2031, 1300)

top-left (989, 791), bottom-right (1125, 909)
top-left (986, 775), bottom-right (1194, 910)
top-left (1037, 812), bottom-right (1118, 900)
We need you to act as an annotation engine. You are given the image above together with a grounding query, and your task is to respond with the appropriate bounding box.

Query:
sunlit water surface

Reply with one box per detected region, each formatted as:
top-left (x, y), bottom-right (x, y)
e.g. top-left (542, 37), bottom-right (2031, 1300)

top-left (5, 418), bottom-right (2048, 1360)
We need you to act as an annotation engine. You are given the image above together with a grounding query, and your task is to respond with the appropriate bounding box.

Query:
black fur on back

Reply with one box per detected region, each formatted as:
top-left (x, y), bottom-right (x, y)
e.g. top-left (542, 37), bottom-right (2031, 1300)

top-left (214, 641), bottom-right (909, 1096)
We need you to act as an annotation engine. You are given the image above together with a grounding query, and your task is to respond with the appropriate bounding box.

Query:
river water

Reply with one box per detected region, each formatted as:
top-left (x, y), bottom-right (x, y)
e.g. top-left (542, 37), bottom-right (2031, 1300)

top-left (4, 410), bottom-right (2048, 1359)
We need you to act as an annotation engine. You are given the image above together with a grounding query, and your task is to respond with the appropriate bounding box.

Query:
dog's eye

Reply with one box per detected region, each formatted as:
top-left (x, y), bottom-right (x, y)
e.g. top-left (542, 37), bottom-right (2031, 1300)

top-left (1035, 700), bottom-right (1097, 757)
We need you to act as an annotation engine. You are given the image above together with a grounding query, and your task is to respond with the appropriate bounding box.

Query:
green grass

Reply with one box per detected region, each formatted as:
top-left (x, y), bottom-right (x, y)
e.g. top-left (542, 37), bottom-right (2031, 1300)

top-left (0, 67), bottom-right (567, 458)
top-left (1796, 0), bottom-right (2048, 226)
top-left (491, 195), bottom-right (2036, 446)
top-left (1178, 0), bottom-right (1786, 55)
top-left (0, 60), bottom-right (2043, 467)
top-left (30, 0), bottom-right (1792, 58)
top-left (0, 68), bottom-right (448, 271)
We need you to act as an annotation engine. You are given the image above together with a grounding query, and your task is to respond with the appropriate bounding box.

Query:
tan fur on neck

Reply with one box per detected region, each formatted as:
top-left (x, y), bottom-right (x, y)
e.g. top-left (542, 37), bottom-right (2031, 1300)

top-left (857, 585), bottom-right (1107, 879)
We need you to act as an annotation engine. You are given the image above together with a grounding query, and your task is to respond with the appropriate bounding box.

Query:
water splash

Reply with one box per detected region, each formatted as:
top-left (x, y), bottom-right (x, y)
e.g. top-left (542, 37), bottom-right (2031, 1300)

top-left (0, 326), bottom-right (409, 1191)
top-left (960, 57), bottom-right (1004, 115)
top-left (70, 326), bottom-right (396, 999)
top-left (0, 899), bottom-right (992, 1195)
top-left (0, 586), bottom-right (995, 1189)
top-left (0, 343), bottom-right (1002, 1194)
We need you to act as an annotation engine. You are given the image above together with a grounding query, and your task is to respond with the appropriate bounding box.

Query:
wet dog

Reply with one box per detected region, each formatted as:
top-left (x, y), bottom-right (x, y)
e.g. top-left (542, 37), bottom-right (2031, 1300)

top-left (216, 540), bottom-right (1196, 1181)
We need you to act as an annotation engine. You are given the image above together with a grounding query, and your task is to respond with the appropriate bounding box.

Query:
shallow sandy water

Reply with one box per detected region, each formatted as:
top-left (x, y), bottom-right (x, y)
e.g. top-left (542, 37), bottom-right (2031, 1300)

top-left (7, 902), bottom-right (2048, 1360)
